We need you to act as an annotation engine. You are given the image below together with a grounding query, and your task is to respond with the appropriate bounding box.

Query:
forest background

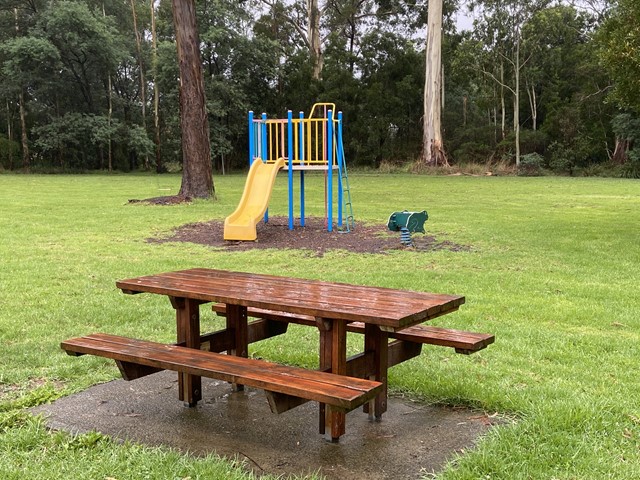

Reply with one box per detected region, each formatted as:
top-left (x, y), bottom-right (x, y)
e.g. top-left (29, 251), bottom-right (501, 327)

top-left (0, 0), bottom-right (639, 178)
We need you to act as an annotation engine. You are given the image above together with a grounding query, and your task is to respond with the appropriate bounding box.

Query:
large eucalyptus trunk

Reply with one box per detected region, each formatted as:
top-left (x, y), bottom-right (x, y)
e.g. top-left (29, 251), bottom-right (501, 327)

top-left (421, 0), bottom-right (447, 167)
top-left (172, 0), bottom-right (214, 199)
top-left (308, 0), bottom-right (323, 80)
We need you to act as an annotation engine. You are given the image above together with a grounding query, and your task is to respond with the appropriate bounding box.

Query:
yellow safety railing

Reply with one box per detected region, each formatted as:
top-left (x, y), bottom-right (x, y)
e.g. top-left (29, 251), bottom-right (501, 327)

top-left (254, 103), bottom-right (340, 168)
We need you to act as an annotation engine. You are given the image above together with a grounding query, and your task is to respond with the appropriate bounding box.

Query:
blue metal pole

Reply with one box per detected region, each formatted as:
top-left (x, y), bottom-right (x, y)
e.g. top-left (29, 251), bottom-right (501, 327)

top-left (287, 110), bottom-right (294, 230)
top-left (261, 113), bottom-right (267, 161)
top-left (299, 111), bottom-right (305, 227)
top-left (248, 111), bottom-right (254, 167)
top-left (337, 111), bottom-right (344, 227)
top-left (327, 110), bottom-right (333, 232)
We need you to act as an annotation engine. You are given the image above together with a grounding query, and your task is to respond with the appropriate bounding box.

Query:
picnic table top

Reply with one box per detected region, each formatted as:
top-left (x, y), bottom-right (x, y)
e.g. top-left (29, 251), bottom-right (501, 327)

top-left (116, 268), bottom-right (464, 330)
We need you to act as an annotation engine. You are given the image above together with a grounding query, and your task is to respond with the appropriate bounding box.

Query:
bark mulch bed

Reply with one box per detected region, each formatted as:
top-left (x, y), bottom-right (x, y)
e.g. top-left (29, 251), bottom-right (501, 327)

top-left (148, 216), bottom-right (469, 257)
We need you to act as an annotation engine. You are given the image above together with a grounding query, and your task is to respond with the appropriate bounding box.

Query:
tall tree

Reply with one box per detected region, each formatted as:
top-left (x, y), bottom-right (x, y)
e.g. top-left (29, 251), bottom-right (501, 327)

top-left (598, 0), bottom-right (640, 113)
top-left (470, 0), bottom-right (550, 167)
top-left (129, 0), bottom-right (149, 169)
top-left (598, 0), bottom-right (640, 167)
top-left (420, 0), bottom-right (447, 166)
top-left (150, 0), bottom-right (162, 173)
top-left (172, 0), bottom-right (213, 198)
top-left (13, 7), bottom-right (29, 171)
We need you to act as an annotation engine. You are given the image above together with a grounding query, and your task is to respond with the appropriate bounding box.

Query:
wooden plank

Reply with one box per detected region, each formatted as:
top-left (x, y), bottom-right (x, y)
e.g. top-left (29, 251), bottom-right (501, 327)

top-left (213, 304), bottom-right (493, 353)
top-left (117, 269), bottom-right (465, 328)
top-left (390, 324), bottom-right (495, 351)
top-left (125, 269), bottom-right (459, 310)
top-left (61, 334), bottom-right (382, 411)
top-left (185, 319), bottom-right (288, 353)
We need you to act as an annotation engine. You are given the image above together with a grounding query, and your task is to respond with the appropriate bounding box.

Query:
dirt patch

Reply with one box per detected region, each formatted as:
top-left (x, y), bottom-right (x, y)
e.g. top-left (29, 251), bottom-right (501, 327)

top-left (129, 195), bottom-right (192, 205)
top-left (148, 216), bottom-right (470, 257)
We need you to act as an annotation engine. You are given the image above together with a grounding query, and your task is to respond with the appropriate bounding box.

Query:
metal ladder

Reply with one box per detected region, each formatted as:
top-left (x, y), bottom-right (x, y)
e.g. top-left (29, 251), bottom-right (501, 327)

top-left (340, 151), bottom-right (355, 233)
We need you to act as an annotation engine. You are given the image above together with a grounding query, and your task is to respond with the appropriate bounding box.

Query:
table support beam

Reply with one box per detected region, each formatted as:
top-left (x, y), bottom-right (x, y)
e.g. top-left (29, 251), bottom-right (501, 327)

top-left (172, 297), bottom-right (202, 406)
top-left (364, 324), bottom-right (389, 419)
top-left (226, 304), bottom-right (249, 391)
top-left (318, 318), bottom-right (347, 441)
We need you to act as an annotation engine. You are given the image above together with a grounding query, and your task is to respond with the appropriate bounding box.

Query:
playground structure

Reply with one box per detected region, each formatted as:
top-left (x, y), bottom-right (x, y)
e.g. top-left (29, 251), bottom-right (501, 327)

top-left (224, 103), bottom-right (354, 241)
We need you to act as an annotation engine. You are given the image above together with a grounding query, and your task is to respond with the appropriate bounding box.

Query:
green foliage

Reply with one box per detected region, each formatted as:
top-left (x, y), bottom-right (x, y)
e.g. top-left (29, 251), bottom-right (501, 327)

top-left (495, 129), bottom-right (548, 165)
top-left (610, 113), bottom-right (640, 177)
top-left (0, 0), bottom-right (631, 172)
top-left (0, 36), bottom-right (61, 94)
top-left (452, 141), bottom-right (494, 164)
top-left (517, 152), bottom-right (544, 176)
top-left (611, 113), bottom-right (640, 141)
top-left (598, 0), bottom-right (640, 113)
top-left (547, 140), bottom-right (584, 174)
top-left (0, 136), bottom-right (19, 170)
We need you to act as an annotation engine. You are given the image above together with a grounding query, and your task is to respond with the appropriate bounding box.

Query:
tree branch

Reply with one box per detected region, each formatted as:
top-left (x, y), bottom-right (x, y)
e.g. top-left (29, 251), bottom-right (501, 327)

top-left (482, 68), bottom-right (516, 95)
top-left (579, 84), bottom-right (613, 102)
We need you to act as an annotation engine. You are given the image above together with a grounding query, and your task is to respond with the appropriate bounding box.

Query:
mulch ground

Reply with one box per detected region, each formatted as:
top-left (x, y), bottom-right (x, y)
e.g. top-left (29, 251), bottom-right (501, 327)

top-left (148, 216), bottom-right (469, 257)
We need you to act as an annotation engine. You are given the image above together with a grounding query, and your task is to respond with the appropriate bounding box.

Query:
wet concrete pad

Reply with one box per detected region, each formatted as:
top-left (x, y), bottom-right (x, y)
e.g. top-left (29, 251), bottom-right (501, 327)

top-left (32, 371), bottom-right (494, 479)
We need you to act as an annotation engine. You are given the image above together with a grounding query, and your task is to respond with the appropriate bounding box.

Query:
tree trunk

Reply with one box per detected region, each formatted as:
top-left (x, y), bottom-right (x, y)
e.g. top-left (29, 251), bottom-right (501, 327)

top-left (103, 3), bottom-right (113, 172)
top-left (6, 101), bottom-right (13, 170)
top-left (151, 0), bottom-right (162, 173)
top-left (18, 90), bottom-right (29, 172)
top-left (107, 73), bottom-right (113, 172)
top-left (612, 137), bottom-right (630, 164)
top-left (308, 0), bottom-right (323, 80)
top-left (527, 82), bottom-right (537, 131)
top-left (14, 7), bottom-right (29, 171)
top-left (130, 0), bottom-right (149, 170)
top-left (172, 0), bottom-right (214, 198)
top-left (421, 0), bottom-right (447, 167)
top-left (462, 95), bottom-right (467, 127)
top-left (500, 62), bottom-right (506, 140)
top-left (514, 35), bottom-right (521, 167)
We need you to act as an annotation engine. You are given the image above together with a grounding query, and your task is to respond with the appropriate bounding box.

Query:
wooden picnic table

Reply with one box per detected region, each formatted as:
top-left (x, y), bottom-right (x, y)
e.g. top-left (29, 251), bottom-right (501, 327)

top-left (62, 268), bottom-right (491, 442)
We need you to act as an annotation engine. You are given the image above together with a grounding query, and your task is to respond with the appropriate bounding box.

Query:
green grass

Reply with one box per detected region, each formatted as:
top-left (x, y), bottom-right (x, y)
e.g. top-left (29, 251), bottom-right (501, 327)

top-left (1, 172), bottom-right (639, 479)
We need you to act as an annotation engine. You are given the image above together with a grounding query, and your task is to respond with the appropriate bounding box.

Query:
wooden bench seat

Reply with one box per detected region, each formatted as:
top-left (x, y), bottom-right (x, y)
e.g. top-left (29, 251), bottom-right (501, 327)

top-left (212, 304), bottom-right (494, 355)
top-left (61, 333), bottom-right (383, 412)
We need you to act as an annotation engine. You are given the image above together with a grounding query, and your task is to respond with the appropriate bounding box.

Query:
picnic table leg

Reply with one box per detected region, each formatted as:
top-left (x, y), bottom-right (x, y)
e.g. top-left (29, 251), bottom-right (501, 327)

top-left (225, 304), bottom-right (249, 391)
top-left (318, 318), bottom-right (347, 442)
top-left (171, 296), bottom-right (202, 407)
top-left (364, 324), bottom-right (389, 419)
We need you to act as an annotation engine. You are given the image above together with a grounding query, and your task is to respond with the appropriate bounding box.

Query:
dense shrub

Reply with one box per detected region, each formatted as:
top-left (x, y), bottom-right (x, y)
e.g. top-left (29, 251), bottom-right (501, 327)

top-left (518, 152), bottom-right (545, 176)
top-left (0, 136), bottom-right (20, 170)
top-left (452, 141), bottom-right (493, 164)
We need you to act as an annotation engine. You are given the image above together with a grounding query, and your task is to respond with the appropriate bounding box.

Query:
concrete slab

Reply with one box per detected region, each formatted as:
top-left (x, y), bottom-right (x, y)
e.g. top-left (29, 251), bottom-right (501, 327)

top-left (32, 371), bottom-right (494, 479)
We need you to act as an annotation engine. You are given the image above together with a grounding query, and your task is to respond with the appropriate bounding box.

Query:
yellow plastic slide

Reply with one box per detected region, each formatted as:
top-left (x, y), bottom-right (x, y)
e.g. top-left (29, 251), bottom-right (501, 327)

top-left (224, 158), bottom-right (286, 241)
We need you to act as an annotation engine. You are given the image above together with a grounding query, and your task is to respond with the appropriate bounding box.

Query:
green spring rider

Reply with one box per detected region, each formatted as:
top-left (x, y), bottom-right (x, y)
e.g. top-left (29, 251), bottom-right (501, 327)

top-left (387, 210), bottom-right (428, 246)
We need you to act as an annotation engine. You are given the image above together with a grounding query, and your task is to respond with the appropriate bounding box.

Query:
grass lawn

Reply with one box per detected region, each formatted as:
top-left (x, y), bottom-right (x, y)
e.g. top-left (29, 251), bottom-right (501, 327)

top-left (0, 172), bottom-right (639, 479)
